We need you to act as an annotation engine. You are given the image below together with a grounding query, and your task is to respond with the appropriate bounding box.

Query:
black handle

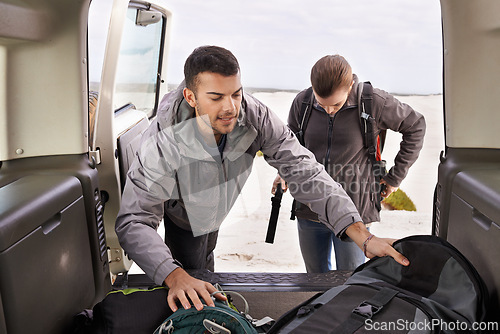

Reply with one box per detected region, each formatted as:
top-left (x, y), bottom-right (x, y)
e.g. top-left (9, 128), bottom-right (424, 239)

top-left (266, 183), bottom-right (283, 244)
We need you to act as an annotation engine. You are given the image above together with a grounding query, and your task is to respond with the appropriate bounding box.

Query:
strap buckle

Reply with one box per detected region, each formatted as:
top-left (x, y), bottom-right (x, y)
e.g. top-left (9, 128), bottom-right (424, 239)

top-left (352, 301), bottom-right (383, 319)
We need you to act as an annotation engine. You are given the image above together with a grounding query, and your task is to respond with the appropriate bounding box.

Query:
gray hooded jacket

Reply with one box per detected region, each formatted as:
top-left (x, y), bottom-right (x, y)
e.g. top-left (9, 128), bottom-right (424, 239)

top-left (115, 84), bottom-right (362, 285)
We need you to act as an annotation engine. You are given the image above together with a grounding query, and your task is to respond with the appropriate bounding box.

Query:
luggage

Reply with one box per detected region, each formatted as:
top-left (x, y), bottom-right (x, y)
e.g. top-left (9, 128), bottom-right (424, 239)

top-left (267, 235), bottom-right (489, 333)
top-left (73, 279), bottom-right (273, 334)
top-left (73, 285), bottom-right (173, 334)
top-left (154, 289), bottom-right (269, 333)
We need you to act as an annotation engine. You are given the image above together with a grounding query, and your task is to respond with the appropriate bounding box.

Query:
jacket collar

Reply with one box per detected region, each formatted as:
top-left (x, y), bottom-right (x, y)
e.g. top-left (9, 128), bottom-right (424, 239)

top-left (345, 74), bottom-right (360, 107)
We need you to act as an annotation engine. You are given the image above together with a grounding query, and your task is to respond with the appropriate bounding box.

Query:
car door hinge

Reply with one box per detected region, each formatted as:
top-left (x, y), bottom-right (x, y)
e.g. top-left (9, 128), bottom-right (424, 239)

top-left (89, 148), bottom-right (102, 168)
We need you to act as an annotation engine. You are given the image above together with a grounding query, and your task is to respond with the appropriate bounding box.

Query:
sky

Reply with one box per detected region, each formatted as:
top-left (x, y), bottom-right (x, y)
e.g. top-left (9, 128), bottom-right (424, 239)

top-left (89, 0), bottom-right (443, 95)
top-left (159, 0), bottom-right (443, 95)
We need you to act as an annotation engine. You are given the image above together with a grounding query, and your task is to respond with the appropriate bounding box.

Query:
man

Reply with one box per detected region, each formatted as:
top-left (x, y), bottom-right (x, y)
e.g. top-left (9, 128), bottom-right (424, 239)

top-left (115, 46), bottom-right (409, 313)
top-left (273, 54), bottom-right (425, 272)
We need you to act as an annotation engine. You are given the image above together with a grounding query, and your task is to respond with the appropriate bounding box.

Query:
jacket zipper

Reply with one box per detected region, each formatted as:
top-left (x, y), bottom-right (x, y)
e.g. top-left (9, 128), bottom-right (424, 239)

top-left (321, 105), bottom-right (356, 170)
top-left (221, 158), bottom-right (228, 182)
top-left (324, 116), bottom-right (334, 167)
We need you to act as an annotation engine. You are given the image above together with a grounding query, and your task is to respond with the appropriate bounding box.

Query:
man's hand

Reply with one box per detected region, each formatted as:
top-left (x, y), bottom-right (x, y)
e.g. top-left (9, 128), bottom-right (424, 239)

top-left (164, 268), bottom-right (227, 312)
top-left (271, 174), bottom-right (288, 195)
top-left (346, 222), bottom-right (409, 266)
top-left (380, 179), bottom-right (398, 198)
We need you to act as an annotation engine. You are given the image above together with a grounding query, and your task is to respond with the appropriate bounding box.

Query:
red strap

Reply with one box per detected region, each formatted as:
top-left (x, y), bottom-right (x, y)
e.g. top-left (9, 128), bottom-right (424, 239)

top-left (376, 136), bottom-right (382, 161)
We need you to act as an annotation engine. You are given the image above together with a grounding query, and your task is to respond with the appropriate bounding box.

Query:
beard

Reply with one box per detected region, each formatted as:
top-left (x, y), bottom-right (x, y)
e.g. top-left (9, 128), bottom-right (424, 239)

top-left (195, 103), bottom-right (238, 137)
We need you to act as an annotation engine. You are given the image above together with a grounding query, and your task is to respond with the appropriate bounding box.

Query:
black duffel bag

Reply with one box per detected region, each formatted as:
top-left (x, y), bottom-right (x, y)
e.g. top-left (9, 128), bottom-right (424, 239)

top-left (267, 235), bottom-right (490, 334)
top-left (73, 285), bottom-right (173, 334)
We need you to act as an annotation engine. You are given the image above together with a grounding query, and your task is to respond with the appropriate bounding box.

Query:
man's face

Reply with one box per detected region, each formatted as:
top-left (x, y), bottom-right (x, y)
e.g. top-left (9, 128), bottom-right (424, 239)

top-left (184, 71), bottom-right (242, 142)
top-left (314, 82), bottom-right (353, 115)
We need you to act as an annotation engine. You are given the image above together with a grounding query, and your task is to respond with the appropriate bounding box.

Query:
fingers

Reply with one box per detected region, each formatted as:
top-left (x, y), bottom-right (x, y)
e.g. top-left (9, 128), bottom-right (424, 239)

top-left (167, 291), bottom-right (182, 312)
top-left (380, 180), bottom-right (398, 198)
top-left (271, 175), bottom-right (280, 194)
top-left (167, 287), bottom-right (209, 311)
top-left (187, 289), bottom-right (205, 311)
top-left (212, 291), bottom-right (228, 301)
top-left (383, 186), bottom-right (397, 198)
top-left (380, 180), bottom-right (388, 198)
top-left (165, 268), bottom-right (225, 312)
top-left (166, 281), bottom-right (227, 312)
top-left (281, 179), bottom-right (288, 192)
top-left (272, 175), bottom-right (288, 194)
top-left (385, 241), bottom-right (410, 266)
top-left (205, 282), bottom-right (227, 302)
top-left (381, 237), bottom-right (409, 265)
top-left (365, 236), bottom-right (410, 266)
top-left (346, 224), bottom-right (409, 267)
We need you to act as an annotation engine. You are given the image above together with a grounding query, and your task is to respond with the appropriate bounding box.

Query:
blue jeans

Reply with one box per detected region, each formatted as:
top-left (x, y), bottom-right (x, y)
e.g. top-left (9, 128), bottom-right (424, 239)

top-left (297, 218), bottom-right (366, 273)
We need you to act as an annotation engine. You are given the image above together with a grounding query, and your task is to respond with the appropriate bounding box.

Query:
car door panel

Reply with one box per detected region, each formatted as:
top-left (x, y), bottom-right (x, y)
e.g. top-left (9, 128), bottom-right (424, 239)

top-left (0, 155), bottom-right (111, 333)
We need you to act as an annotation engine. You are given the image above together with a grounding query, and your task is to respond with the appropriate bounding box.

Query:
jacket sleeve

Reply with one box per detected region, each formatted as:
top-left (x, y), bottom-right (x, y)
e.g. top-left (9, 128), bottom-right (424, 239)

top-left (254, 97), bottom-right (362, 237)
top-left (375, 89), bottom-right (426, 187)
top-left (115, 129), bottom-right (181, 285)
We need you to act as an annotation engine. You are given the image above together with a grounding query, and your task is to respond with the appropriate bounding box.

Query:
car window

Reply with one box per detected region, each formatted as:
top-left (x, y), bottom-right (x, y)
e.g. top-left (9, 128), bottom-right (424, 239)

top-left (88, 1), bottom-right (164, 116)
top-left (114, 6), bottom-right (164, 116)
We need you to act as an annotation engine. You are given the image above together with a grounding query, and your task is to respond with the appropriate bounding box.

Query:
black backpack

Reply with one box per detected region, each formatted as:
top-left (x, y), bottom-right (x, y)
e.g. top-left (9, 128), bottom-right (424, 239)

top-left (267, 235), bottom-right (490, 334)
top-left (72, 286), bottom-right (173, 334)
top-left (290, 82), bottom-right (387, 219)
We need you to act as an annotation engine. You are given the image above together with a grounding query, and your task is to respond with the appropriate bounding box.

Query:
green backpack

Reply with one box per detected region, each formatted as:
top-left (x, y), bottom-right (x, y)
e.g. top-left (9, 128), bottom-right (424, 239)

top-left (154, 290), bottom-right (266, 334)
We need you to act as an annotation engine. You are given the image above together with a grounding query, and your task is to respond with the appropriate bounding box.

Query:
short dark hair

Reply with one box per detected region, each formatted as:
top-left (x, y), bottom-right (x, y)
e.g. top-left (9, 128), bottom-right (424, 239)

top-left (310, 55), bottom-right (353, 98)
top-left (184, 46), bottom-right (240, 91)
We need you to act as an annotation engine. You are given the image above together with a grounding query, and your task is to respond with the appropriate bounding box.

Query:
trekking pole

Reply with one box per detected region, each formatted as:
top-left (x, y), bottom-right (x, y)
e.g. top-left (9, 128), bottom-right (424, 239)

top-left (266, 183), bottom-right (283, 244)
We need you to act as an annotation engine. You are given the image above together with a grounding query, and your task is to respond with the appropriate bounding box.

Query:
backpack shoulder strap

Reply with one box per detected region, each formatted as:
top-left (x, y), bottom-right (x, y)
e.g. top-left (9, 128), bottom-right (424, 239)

top-left (358, 82), bottom-right (379, 162)
top-left (296, 87), bottom-right (314, 145)
top-left (359, 81), bottom-right (373, 148)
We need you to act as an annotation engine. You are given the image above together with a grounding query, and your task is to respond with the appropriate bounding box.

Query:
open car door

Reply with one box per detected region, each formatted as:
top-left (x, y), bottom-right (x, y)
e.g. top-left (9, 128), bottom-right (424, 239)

top-left (435, 0), bottom-right (500, 319)
top-left (88, 0), bottom-right (172, 276)
top-left (0, 0), bottom-right (171, 332)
